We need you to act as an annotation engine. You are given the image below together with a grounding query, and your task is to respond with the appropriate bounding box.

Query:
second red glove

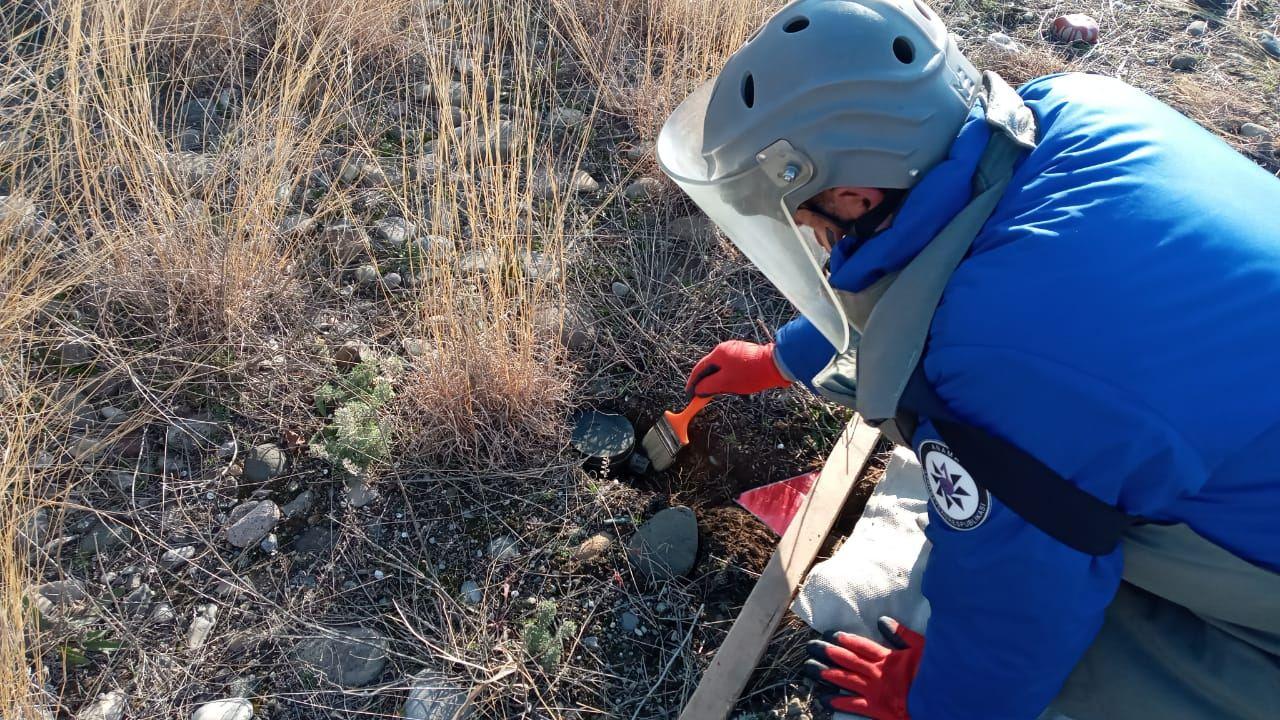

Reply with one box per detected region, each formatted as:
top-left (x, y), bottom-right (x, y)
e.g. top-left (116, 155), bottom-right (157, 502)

top-left (803, 617), bottom-right (925, 720)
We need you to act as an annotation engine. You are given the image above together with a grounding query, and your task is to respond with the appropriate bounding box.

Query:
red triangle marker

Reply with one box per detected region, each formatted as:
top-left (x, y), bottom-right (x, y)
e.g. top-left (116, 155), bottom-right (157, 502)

top-left (735, 471), bottom-right (819, 536)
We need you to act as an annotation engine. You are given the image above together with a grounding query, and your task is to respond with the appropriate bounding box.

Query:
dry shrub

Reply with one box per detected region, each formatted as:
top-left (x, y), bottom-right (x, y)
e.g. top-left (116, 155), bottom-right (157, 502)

top-left (966, 44), bottom-right (1069, 86)
top-left (1165, 74), bottom-right (1274, 152)
top-left (392, 320), bottom-right (571, 471)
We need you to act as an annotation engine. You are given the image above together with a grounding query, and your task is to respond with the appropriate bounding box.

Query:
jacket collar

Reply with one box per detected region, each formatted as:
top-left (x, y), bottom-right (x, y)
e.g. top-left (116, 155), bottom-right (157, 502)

top-left (828, 104), bottom-right (994, 293)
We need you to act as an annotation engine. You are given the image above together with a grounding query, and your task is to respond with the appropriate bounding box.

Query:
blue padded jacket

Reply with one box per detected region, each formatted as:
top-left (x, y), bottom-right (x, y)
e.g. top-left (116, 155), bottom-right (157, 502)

top-left (773, 73), bottom-right (1280, 719)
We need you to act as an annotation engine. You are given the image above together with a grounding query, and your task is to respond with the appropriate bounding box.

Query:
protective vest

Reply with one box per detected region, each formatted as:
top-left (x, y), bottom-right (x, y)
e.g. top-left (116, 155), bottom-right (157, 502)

top-left (809, 73), bottom-right (1142, 557)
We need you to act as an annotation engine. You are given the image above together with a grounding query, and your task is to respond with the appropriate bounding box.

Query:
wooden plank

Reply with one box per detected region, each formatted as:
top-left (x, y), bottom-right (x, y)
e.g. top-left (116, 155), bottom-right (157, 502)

top-left (678, 416), bottom-right (882, 720)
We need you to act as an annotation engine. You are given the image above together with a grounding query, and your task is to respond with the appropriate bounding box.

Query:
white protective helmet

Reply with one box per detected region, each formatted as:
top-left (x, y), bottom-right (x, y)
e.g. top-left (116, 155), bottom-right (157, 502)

top-left (657, 0), bottom-right (980, 349)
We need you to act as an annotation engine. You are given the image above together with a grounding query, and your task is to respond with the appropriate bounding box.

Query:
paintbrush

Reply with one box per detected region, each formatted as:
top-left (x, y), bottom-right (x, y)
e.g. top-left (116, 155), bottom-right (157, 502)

top-left (641, 396), bottom-right (710, 471)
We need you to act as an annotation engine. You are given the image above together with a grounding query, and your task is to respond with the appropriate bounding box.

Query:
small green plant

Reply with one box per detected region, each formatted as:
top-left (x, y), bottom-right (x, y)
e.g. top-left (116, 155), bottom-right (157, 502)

top-left (59, 629), bottom-right (122, 668)
top-left (311, 358), bottom-right (398, 477)
top-left (522, 599), bottom-right (578, 673)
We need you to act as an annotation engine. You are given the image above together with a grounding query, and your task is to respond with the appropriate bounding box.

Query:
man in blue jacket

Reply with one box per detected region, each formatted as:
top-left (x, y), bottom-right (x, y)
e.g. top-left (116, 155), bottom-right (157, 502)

top-left (657, 1), bottom-right (1280, 718)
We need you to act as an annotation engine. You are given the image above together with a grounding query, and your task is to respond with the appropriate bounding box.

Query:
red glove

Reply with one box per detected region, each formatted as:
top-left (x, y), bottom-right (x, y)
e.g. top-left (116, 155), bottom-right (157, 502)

top-left (685, 341), bottom-right (790, 397)
top-left (803, 617), bottom-right (924, 720)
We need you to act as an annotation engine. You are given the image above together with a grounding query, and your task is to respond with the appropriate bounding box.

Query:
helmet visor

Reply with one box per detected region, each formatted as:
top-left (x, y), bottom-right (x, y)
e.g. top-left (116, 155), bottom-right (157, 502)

top-left (657, 80), bottom-right (852, 353)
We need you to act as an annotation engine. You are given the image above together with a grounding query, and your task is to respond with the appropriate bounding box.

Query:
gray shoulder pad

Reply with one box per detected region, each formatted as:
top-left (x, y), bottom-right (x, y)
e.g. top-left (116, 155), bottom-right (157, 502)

top-left (981, 72), bottom-right (1037, 149)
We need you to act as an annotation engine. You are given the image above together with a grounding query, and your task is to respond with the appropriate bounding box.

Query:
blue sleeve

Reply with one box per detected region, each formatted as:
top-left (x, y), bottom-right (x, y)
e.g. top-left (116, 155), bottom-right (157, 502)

top-left (773, 315), bottom-right (837, 390)
top-left (906, 346), bottom-right (1205, 720)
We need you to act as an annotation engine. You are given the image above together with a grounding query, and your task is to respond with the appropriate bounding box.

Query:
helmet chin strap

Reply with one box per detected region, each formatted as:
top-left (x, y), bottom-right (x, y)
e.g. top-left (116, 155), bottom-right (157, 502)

top-left (848, 188), bottom-right (905, 241)
top-left (805, 188), bottom-right (907, 257)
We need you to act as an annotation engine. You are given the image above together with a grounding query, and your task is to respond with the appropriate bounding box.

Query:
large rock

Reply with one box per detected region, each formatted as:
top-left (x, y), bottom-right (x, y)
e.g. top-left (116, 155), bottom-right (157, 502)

top-left (191, 698), bottom-right (252, 720)
top-left (294, 626), bottom-right (389, 687)
top-left (627, 506), bottom-right (698, 581)
top-left (402, 671), bottom-right (472, 719)
top-left (243, 444), bottom-right (287, 484)
top-left (224, 500), bottom-right (281, 548)
top-left (76, 692), bottom-right (127, 720)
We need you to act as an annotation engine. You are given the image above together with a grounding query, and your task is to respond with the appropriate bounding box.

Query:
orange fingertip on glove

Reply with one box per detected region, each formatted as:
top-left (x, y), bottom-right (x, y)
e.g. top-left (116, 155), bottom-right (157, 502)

top-left (803, 617), bottom-right (925, 720)
top-left (685, 340), bottom-right (790, 398)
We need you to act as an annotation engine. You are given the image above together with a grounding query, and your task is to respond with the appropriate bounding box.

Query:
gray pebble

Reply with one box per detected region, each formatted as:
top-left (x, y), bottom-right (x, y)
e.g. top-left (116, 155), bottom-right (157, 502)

top-left (354, 264), bottom-right (380, 287)
top-left (460, 580), bottom-right (483, 605)
top-left (281, 490), bottom-right (314, 520)
top-left (487, 535), bottom-right (518, 561)
top-left (610, 281), bottom-right (633, 299)
top-left (1261, 32), bottom-right (1280, 60)
top-left (191, 698), bottom-right (252, 720)
top-left (1186, 20), bottom-right (1207, 37)
top-left (294, 625), bottom-right (389, 687)
top-left (383, 272), bottom-right (402, 290)
top-left (160, 545), bottom-right (196, 569)
top-left (987, 31), bottom-right (1022, 53)
top-left (402, 671), bottom-right (472, 720)
top-left (622, 177), bottom-right (662, 201)
top-left (1170, 54), bottom-right (1198, 71)
top-left (186, 603), bottom-right (218, 649)
top-left (224, 500), bottom-right (281, 548)
top-left (1240, 122), bottom-right (1271, 139)
top-left (619, 611), bottom-right (640, 632)
top-left (243, 444), bottom-right (287, 484)
top-left (260, 533), bottom-right (279, 554)
top-left (76, 692), bottom-right (127, 720)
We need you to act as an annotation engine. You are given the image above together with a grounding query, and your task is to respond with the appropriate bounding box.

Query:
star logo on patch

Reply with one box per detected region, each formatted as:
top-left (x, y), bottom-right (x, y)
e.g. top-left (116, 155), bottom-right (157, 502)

top-left (917, 440), bottom-right (991, 531)
top-left (929, 459), bottom-right (971, 512)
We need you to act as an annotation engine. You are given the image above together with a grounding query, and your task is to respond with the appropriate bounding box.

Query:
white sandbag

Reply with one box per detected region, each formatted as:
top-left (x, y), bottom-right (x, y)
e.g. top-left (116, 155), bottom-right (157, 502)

top-left (797, 446), bottom-right (1076, 720)
top-left (792, 446), bottom-right (932, 637)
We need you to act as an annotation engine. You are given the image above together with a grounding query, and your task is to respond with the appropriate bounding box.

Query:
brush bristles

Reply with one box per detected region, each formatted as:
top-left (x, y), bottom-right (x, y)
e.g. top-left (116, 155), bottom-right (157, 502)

top-left (641, 418), bottom-right (681, 470)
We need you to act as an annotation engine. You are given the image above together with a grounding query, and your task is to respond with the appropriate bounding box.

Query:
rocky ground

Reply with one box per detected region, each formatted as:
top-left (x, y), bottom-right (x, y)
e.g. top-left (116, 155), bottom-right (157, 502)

top-left (4, 0), bottom-right (1278, 719)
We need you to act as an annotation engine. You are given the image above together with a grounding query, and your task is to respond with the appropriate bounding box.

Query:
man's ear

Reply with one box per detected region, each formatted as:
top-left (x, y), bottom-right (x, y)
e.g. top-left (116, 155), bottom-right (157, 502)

top-left (827, 187), bottom-right (886, 219)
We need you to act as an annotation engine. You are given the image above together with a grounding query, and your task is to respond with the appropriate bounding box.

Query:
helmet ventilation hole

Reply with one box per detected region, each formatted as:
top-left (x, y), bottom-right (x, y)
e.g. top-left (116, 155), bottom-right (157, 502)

top-left (741, 73), bottom-right (755, 108)
top-left (893, 36), bottom-right (915, 64)
top-left (783, 17), bottom-right (810, 33)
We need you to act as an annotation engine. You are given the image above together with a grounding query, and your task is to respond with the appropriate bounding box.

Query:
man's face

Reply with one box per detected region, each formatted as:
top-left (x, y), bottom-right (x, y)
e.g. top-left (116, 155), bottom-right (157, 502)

top-left (793, 186), bottom-right (887, 251)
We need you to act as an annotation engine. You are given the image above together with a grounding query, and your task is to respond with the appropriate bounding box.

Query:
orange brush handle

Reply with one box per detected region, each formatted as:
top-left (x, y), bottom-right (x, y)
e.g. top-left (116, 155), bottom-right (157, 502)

top-left (664, 396), bottom-right (710, 446)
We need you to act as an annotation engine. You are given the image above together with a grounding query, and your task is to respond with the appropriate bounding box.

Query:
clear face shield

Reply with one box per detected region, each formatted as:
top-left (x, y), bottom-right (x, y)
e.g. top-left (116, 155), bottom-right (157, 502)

top-left (657, 80), bottom-right (853, 354)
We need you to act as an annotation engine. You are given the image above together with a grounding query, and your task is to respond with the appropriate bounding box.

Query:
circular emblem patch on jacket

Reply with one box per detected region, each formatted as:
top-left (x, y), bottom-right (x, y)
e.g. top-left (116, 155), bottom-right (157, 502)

top-left (917, 440), bottom-right (990, 531)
